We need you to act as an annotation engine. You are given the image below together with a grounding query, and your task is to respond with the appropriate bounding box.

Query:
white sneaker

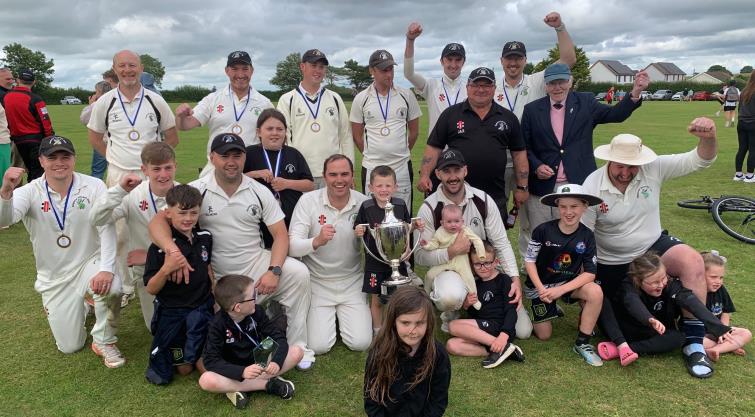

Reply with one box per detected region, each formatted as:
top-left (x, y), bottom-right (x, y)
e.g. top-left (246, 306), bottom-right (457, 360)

top-left (91, 342), bottom-right (126, 368)
top-left (744, 176), bottom-right (755, 183)
top-left (120, 292), bottom-right (135, 308)
top-left (733, 174), bottom-right (744, 181)
top-left (296, 360), bottom-right (314, 371)
top-left (716, 110), bottom-right (721, 117)
top-left (439, 311), bottom-right (460, 333)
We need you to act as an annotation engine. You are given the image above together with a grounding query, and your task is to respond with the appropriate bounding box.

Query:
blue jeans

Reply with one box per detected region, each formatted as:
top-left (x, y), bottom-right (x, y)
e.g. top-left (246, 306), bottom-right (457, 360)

top-left (91, 150), bottom-right (108, 180)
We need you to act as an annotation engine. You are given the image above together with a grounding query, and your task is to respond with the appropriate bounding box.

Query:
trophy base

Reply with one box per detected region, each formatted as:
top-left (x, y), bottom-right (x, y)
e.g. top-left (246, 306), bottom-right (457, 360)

top-left (380, 275), bottom-right (413, 301)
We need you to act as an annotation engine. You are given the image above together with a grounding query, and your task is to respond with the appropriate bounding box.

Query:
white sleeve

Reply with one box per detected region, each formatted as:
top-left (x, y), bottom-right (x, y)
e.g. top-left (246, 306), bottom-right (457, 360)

top-left (276, 91), bottom-right (294, 141)
top-left (349, 91), bottom-right (367, 124)
top-left (413, 202), bottom-right (450, 267)
top-left (89, 184), bottom-right (129, 226)
top-left (288, 196), bottom-right (316, 257)
top-left (257, 184), bottom-right (286, 226)
top-left (79, 104), bottom-right (93, 125)
top-left (335, 94), bottom-right (355, 161)
top-left (97, 222), bottom-right (117, 274)
top-left (86, 95), bottom-right (109, 133)
top-left (656, 149), bottom-right (714, 182)
top-left (154, 95), bottom-right (176, 131)
top-left (403, 56), bottom-right (428, 95)
top-left (0, 185), bottom-right (32, 227)
top-left (406, 89), bottom-right (422, 121)
top-left (192, 92), bottom-right (214, 126)
top-left (484, 197), bottom-right (519, 277)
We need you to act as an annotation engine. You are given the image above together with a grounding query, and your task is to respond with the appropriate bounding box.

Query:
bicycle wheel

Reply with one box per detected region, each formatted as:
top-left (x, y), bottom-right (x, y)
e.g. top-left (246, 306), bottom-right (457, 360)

top-left (677, 196), bottom-right (714, 210)
top-left (711, 196), bottom-right (755, 244)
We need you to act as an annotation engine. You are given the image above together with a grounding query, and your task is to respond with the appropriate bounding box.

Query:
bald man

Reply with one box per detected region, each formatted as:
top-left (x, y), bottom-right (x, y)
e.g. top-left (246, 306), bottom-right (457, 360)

top-left (87, 50), bottom-right (178, 303)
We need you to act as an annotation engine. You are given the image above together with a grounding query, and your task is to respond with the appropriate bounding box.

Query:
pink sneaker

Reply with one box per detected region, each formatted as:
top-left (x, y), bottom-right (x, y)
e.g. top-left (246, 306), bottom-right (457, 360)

top-left (597, 342), bottom-right (619, 361)
top-left (618, 346), bottom-right (639, 367)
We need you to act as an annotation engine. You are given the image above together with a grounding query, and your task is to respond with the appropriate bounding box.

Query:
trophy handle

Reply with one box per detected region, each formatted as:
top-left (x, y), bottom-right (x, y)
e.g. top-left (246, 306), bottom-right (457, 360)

top-left (356, 223), bottom-right (391, 266)
top-left (399, 217), bottom-right (423, 261)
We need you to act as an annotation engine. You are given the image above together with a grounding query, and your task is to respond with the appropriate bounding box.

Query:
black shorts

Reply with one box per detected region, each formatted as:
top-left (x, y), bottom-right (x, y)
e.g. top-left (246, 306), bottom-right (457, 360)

top-left (530, 292), bottom-right (576, 323)
top-left (475, 318), bottom-right (506, 337)
top-left (724, 104), bottom-right (737, 111)
top-left (363, 271), bottom-right (390, 294)
top-left (648, 230), bottom-right (684, 256)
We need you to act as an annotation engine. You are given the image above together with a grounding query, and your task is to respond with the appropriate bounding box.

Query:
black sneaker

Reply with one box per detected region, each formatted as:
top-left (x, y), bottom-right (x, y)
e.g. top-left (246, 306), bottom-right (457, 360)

top-left (225, 391), bottom-right (250, 409)
top-left (481, 343), bottom-right (517, 369)
top-left (266, 376), bottom-right (295, 399)
top-left (510, 344), bottom-right (525, 362)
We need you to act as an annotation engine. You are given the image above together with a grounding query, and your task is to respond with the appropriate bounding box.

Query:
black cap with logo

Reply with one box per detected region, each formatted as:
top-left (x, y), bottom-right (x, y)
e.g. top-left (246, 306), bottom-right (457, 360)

top-left (210, 133), bottom-right (246, 154)
top-left (39, 135), bottom-right (76, 156)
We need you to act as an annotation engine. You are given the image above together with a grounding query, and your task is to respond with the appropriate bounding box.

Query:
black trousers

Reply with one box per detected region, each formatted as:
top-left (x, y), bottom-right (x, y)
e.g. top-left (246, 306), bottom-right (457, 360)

top-left (735, 122), bottom-right (755, 173)
top-left (14, 141), bottom-right (43, 182)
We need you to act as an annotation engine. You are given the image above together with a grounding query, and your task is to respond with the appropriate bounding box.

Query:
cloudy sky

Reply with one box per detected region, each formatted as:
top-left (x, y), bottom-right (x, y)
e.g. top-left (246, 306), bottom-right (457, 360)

top-left (2, 0), bottom-right (753, 91)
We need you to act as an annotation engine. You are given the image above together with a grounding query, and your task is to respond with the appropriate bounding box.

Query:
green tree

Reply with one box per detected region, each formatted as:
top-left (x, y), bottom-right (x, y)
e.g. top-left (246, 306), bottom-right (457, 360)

top-left (139, 54), bottom-right (165, 87)
top-left (523, 62), bottom-right (534, 75)
top-left (1, 43), bottom-right (55, 90)
top-left (707, 65), bottom-right (731, 74)
top-left (342, 59), bottom-right (371, 92)
top-left (325, 65), bottom-right (347, 89)
top-left (270, 52), bottom-right (302, 92)
top-left (532, 45), bottom-right (590, 88)
top-left (741, 65), bottom-right (753, 74)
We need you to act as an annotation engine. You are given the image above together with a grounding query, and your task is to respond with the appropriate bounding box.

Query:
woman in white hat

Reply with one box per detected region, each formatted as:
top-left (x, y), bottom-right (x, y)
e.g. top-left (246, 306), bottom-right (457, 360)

top-left (581, 117), bottom-right (720, 378)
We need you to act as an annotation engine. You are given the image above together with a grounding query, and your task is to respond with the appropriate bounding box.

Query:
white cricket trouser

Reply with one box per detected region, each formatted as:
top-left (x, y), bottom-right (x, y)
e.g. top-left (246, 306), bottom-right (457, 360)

top-left (429, 270), bottom-right (533, 339)
top-left (362, 160), bottom-right (413, 213)
top-left (106, 165), bottom-right (147, 294)
top-left (239, 250), bottom-right (315, 362)
top-left (307, 273), bottom-right (372, 355)
top-left (131, 264), bottom-right (155, 331)
top-left (39, 257), bottom-right (122, 353)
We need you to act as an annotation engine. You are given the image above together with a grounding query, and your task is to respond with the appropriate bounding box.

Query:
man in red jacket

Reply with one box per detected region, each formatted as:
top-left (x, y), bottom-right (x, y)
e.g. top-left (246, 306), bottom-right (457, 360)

top-left (3, 68), bottom-right (53, 181)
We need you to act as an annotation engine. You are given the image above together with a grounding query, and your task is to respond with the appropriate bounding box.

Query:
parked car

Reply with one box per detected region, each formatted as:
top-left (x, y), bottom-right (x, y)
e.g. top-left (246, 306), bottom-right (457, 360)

top-left (640, 91), bottom-right (651, 100)
top-left (671, 91), bottom-right (684, 101)
top-left (651, 89), bottom-right (674, 100)
top-left (692, 91), bottom-right (713, 101)
top-left (60, 96), bottom-right (82, 105)
top-left (595, 92), bottom-right (607, 101)
top-left (615, 91), bottom-right (626, 101)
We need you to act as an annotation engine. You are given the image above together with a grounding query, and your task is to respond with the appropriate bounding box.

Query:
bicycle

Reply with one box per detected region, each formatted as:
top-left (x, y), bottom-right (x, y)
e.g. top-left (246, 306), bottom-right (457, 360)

top-left (677, 195), bottom-right (755, 244)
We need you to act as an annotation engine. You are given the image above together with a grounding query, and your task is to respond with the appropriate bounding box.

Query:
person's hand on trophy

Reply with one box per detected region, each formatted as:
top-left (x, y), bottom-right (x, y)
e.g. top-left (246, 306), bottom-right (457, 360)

top-left (354, 224), bottom-right (367, 238)
top-left (242, 364), bottom-right (265, 380)
top-left (412, 218), bottom-right (425, 232)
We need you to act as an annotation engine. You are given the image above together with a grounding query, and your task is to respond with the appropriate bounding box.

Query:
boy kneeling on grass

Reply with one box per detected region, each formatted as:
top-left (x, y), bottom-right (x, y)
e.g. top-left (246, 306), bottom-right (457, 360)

top-left (199, 274), bottom-right (304, 409)
top-left (143, 184), bottom-right (214, 384)
top-left (524, 184), bottom-right (605, 366)
top-left (446, 241), bottom-right (524, 368)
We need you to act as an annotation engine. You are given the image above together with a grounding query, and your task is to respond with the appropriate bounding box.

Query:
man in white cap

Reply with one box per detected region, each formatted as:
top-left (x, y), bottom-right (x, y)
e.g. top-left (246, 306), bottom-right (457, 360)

top-left (175, 51), bottom-right (273, 176)
top-left (404, 22), bottom-right (466, 135)
top-left (277, 49), bottom-right (353, 188)
top-left (351, 49), bottom-right (421, 212)
top-left (581, 117), bottom-right (720, 378)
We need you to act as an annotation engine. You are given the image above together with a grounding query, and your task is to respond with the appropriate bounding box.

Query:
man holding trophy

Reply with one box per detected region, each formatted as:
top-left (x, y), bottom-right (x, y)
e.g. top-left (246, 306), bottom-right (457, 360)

top-left (288, 154), bottom-right (372, 356)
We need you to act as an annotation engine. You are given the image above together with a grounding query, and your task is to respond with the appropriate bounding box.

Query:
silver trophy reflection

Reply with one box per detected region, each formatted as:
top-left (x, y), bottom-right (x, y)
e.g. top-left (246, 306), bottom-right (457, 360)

top-left (357, 202), bottom-right (421, 297)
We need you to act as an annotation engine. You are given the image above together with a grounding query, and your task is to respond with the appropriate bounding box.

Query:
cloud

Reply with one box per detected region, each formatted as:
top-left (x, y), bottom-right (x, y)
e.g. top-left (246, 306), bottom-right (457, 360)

top-left (0, 0), bottom-right (752, 91)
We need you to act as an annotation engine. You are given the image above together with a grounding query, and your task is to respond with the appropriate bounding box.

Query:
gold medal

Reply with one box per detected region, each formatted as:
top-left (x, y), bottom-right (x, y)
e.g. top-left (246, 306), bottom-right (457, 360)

top-left (311, 122), bottom-right (321, 132)
top-left (57, 234), bottom-right (71, 248)
top-left (231, 124), bottom-right (243, 135)
top-left (380, 126), bottom-right (390, 136)
top-left (128, 129), bottom-right (140, 141)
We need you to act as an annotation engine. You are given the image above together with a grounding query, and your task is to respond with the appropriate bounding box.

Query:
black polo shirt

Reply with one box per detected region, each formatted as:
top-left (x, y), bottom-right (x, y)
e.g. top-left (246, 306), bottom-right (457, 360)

top-left (428, 100), bottom-right (524, 200)
top-left (143, 226), bottom-right (213, 309)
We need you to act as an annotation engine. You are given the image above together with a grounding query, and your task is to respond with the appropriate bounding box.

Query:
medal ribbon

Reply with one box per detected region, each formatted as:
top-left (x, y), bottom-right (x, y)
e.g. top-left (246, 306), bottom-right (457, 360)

top-left (231, 85), bottom-right (252, 123)
top-left (503, 78), bottom-right (523, 112)
top-left (376, 86), bottom-right (391, 125)
top-left (234, 320), bottom-right (260, 347)
top-left (117, 87), bottom-right (145, 128)
top-left (45, 178), bottom-right (75, 233)
top-left (263, 148), bottom-right (283, 199)
top-left (295, 86), bottom-right (324, 120)
top-left (148, 184), bottom-right (160, 214)
top-left (441, 79), bottom-right (461, 107)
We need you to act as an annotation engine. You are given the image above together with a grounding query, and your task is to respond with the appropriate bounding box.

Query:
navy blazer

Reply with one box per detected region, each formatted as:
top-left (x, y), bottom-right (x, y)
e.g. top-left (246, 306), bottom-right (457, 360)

top-left (521, 91), bottom-right (641, 196)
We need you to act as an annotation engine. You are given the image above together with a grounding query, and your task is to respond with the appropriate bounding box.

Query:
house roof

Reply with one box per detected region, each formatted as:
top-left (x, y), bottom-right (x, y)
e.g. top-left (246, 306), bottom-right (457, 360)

top-left (591, 60), bottom-right (635, 76)
top-left (647, 62), bottom-right (686, 75)
top-left (705, 71), bottom-right (731, 82)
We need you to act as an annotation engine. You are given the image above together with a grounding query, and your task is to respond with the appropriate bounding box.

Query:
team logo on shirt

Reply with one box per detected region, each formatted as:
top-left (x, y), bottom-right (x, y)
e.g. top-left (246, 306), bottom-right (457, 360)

top-left (599, 202), bottom-right (609, 214)
top-left (637, 185), bottom-right (651, 199)
top-left (471, 216), bottom-right (481, 227)
top-left (318, 214), bottom-right (327, 225)
top-left (710, 302), bottom-right (722, 316)
top-left (396, 108), bottom-right (406, 118)
top-left (252, 107), bottom-right (262, 116)
top-left (482, 290), bottom-right (494, 302)
top-left (206, 205), bottom-right (217, 216)
top-left (496, 93), bottom-right (504, 102)
top-left (225, 329), bottom-right (235, 344)
top-left (547, 253), bottom-right (571, 273)
top-left (494, 120), bottom-right (508, 132)
top-left (439, 93), bottom-right (446, 102)
top-left (521, 86), bottom-right (529, 96)
top-left (575, 242), bottom-right (586, 254)
top-left (216, 105), bottom-right (224, 113)
top-left (72, 196), bottom-right (90, 210)
top-left (296, 107), bottom-right (305, 116)
top-left (369, 273), bottom-right (377, 288)
top-left (41, 201), bottom-right (51, 212)
top-left (147, 112), bottom-right (156, 122)
top-left (109, 113), bottom-right (121, 123)
top-left (456, 120), bottom-right (465, 133)
top-left (246, 204), bottom-right (261, 216)
top-left (139, 200), bottom-right (149, 211)
top-left (201, 245), bottom-right (209, 262)
top-left (480, 320), bottom-right (490, 328)
top-left (285, 164), bottom-right (296, 174)
top-left (653, 301), bottom-right (664, 311)
top-left (326, 107), bottom-right (336, 117)
top-left (544, 241), bottom-right (561, 247)
top-left (349, 213), bottom-right (358, 223)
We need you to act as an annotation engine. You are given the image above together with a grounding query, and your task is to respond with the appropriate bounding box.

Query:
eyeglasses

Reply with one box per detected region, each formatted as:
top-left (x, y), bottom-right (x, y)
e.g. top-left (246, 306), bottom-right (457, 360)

top-left (236, 289), bottom-right (258, 305)
top-left (472, 261), bottom-right (495, 269)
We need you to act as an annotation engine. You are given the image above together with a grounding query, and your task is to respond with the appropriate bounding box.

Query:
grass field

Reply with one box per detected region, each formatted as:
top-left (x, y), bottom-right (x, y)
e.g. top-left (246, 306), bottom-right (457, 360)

top-left (0, 100), bottom-right (753, 417)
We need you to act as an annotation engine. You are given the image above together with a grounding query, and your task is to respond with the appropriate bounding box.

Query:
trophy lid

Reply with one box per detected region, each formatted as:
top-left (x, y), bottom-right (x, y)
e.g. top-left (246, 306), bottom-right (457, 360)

top-left (382, 202), bottom-right (401, 224)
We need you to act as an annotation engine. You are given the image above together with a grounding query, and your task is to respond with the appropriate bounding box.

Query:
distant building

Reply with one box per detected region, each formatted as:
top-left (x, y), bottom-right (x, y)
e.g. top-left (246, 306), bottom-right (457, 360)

top-left (643, 62), bottom-right (686, 82)
top-left (589, 60), bottom-right (636, 84)
top-left (687, 71), bottom-right (731, 84)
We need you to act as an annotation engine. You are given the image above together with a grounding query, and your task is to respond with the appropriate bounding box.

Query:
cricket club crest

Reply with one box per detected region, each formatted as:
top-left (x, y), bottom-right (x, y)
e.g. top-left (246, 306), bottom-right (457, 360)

top-left (41, 201), bottom-right (51, 212)
top-left (139, 200), bottom-right (149, 211)
top-left (494, 120), bottom-right (508, 131)
top-left (285, 163), bottom-right (296, 174)
top-left (326, 107), bottom-right (336, 117)
top-left (201, 245), bottom-right (209, 262)
top-left (246, 204), bottom-right (261, 217)
top-left (216, 104), bottom-right (224, 113)
top-left (72, 196), bottom-right (91, 210)
top-left (439, 93), bottom-right (446, 102)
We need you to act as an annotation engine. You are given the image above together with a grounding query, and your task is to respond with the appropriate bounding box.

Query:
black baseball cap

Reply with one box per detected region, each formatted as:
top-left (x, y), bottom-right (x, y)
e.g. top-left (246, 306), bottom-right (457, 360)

top-left (301, 49), bottom-right (329, 65)
top-left (39, 135), bottom-right (75, 156)
top-left (468, 67), bottom-right (495, 83)
top-left (210, 133), bottom-right (246, 154)
top-left (369, 50), bottom-right (397, 70)
top-left (501, 41), bottom-right (527, 58)
top-left (19, 68), bottom-right (35, 82)
top-left (436, 149), bottom-right (466, 170)
top-left (441, 43), bottom-right (466, 59)
top-left (227, 51), bottom-right (253, 67)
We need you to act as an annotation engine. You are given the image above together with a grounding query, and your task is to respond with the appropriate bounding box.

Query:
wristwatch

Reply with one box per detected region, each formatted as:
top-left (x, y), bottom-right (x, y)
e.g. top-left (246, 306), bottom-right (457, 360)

top-left (516, 185), bottom-right (529, 191)
top-left (268, 265), bottom-right (282, 276)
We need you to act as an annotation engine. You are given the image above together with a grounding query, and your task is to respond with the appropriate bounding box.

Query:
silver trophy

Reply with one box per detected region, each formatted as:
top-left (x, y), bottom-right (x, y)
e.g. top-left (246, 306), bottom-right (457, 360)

top-left (358, 203), bottom-right (421, 297)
